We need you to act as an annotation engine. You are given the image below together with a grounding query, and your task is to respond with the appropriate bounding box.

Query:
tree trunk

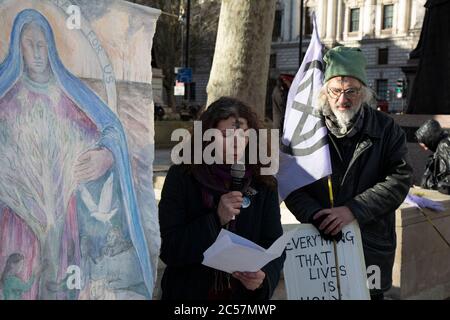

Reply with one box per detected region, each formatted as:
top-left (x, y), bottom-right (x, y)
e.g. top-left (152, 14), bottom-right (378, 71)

top-left (206, 0), bottom-right (277, 120)
top-left (39, 220), bottom-right (65, 299)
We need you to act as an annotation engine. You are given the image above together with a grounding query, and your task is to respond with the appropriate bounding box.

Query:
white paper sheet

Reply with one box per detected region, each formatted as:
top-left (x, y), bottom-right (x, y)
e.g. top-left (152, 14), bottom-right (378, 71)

top-left (202, 228), bottom-right (298, 274)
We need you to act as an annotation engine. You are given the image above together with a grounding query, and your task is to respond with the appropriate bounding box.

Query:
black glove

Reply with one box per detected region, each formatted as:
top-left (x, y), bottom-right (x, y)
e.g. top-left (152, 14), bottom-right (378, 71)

top-left (310, 212), bottom-right (343, 243)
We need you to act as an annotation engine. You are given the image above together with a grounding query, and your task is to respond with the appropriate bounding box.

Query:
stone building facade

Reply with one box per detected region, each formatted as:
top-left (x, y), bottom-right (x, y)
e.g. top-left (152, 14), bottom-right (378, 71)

top-left (270, 0), bottom-right (426, 113)
top-left (189, 0), bottom-right (426, 117)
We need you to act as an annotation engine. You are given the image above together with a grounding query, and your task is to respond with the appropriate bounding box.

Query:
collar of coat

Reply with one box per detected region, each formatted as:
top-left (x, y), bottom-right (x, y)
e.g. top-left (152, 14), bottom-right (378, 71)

top-left (357, 104), bottom-right (384, 139)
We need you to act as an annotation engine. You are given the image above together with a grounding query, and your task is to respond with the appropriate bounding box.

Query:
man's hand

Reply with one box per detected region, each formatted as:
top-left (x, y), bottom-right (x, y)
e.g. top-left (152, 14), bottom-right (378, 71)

top-left (232, 270), bottom-right (265, 291)
top-left (217, 191), bottom-right (243, 225)
top-left (313, 206), bottom-right (355, 236)
top-left (74, 148), bottom-right (114, 184)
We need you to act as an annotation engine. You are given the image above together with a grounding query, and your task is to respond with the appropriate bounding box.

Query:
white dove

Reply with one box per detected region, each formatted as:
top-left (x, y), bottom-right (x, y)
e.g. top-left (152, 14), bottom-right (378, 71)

top-left (80, 173), bottom-right (118, 224)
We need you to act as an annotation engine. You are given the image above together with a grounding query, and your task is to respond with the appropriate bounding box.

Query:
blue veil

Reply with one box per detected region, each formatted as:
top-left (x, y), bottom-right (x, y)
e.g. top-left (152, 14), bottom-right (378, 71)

top-left (0, 9), bottom-right (154, 298)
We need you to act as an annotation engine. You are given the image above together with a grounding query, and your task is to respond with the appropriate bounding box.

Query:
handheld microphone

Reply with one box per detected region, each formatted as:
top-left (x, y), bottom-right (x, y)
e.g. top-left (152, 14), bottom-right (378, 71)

top-left (229, 163), bottom-right (246, 222)
top-left (230, 163), bottom-right (246, 192)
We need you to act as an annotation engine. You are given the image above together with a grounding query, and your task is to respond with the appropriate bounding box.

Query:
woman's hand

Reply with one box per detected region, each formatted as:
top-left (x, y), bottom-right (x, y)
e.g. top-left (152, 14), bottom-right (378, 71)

top-left (232, 270), bottom-right (265, 291)
top-left (74, 148), bottom-right (114, 184)
top-left (217, 191), bottom-right (243, 225)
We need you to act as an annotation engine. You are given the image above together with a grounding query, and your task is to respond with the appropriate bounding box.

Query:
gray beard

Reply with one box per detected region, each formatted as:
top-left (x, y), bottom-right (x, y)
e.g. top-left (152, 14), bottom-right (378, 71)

top-left (322, 102), bottom-right (361, 130)
top-left (334, 107), bottom-right (359, 128)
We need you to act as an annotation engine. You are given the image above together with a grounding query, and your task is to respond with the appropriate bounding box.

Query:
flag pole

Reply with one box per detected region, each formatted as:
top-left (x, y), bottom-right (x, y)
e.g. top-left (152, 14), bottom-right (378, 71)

top-left (327, 176), bottom-right (343, 300)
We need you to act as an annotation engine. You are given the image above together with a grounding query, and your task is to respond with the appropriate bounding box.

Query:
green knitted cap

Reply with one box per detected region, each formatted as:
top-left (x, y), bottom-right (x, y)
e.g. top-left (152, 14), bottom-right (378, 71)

top-left (323, 46), bottom-right (367, 85)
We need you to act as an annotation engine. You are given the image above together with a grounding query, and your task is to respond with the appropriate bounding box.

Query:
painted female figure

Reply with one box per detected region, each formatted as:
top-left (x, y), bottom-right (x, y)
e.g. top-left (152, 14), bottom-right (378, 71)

top-left (0, 9), bottom-right (153, 299)
top-left (0, 253), bottom-right (39, 300)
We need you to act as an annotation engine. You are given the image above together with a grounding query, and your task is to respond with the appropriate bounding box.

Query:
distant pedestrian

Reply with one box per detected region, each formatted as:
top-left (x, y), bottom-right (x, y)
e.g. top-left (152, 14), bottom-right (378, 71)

top-left (416, 119), bottom-right (450, 194)
top-left (272, 74), bottom-right (293, 130)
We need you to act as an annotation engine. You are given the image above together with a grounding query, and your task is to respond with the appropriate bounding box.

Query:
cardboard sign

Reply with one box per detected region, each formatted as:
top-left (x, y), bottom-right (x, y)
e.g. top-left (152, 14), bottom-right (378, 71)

top-left (283, 221), bottom-right (370, 300)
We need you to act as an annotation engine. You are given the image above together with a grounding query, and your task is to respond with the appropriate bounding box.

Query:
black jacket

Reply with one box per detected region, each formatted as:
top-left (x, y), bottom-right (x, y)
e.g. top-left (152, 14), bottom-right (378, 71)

top-left (285, 105), bottom-right (413, 293)
top-left (421, 136), bottom-right (450, 194)
top-left (416, 120), bottom-right (450, 192)
top-left (420, 138), bottom-right (450, 192)
top-left (158, 164), bottom-right (285, 300)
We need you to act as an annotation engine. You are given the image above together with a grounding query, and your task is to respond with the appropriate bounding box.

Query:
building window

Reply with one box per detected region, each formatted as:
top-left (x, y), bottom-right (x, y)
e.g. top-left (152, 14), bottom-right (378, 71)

top-left (349, 8), bottom-right (360, 32)
top-left (272, 9), bottom-right (282, 41)
top-left (378, 48), bottom-right (389, 65)
top-left (376, 79), bottom-right (388, 100)
top-left (304, 7), bottom-right (312, 36)
top-left (382, 4), bottom-right (394, 29)
top-left (270, 53), bottom-right (277, 69)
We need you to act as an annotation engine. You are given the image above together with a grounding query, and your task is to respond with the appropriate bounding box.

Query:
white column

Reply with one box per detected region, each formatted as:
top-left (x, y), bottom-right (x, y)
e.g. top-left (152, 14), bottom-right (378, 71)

top-left (393, 2), bottom-right (399, 34)
top-left (410, 0), bottom-right (417, 30)
top-left (397, 0), bottom-right (410, 34)
top-left (336, 0), bottom-right (343, 41)
top-left (325, 0), bottom-right (337, 41)
top-left (363, 0), bottom-right (376, 37)
top-left (405, 0), bottom-right (412, 32)
top-left (375, 3), bottom-right (382, 36)
top-left (358, 5), bottom-right (364, 39)
top-left (283, 0), bottom-right (292, 41)
top-left (316, 0), bottom-right (327, 39)
top-left (292, 0), bottom-right (300, 40)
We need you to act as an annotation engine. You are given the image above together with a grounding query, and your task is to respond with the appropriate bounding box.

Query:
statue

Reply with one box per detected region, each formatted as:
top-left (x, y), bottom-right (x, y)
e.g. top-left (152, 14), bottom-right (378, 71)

top-left (407, 0), bottom-right (450, 114)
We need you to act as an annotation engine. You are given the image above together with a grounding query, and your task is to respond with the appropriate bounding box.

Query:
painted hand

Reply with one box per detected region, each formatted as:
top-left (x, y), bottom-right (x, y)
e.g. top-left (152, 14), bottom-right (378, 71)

top-left (232, 270), bottom-right (265, 291)
top-left (74, 148), bottom-right (114, 184)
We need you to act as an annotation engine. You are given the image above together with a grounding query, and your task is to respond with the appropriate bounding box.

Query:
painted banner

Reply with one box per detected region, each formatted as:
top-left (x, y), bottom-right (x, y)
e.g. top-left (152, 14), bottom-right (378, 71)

top-left (0, 0), bottom-right (160, 300)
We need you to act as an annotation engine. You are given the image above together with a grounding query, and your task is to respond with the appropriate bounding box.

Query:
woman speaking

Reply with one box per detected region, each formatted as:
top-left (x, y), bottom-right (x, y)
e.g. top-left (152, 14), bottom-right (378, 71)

top-left (158, 97), bottom-right (284, 300)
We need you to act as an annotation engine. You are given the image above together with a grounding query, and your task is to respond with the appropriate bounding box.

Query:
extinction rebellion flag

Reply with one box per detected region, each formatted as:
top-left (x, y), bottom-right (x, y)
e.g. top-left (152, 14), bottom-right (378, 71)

top-left (276, 13), bottom-right (332, 200)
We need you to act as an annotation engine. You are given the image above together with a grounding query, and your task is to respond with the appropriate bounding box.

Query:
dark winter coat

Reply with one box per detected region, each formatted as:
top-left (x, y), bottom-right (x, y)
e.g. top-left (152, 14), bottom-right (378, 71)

top-left (285, 105), bottom-right (413, 293)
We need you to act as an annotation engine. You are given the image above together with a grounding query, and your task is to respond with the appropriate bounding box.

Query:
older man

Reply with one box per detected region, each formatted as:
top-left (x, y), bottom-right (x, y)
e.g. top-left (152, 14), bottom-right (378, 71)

top-left (285, 46), bottom-right (413, 299)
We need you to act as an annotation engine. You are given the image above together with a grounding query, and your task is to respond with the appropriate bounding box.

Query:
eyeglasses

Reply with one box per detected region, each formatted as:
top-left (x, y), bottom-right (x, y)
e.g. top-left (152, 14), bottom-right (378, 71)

top-left (327, 86), bottom-right (361, 100)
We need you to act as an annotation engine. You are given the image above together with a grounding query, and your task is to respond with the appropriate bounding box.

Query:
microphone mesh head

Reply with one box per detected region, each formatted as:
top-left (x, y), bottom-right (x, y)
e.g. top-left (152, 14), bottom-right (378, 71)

top-left (231, 163), bottom-right (246, 179)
